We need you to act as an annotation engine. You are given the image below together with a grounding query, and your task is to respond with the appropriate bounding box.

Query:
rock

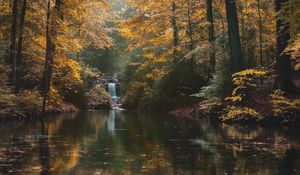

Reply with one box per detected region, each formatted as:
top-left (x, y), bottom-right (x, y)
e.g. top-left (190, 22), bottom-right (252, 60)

top-left (94, 102), bottom-right (112, 110)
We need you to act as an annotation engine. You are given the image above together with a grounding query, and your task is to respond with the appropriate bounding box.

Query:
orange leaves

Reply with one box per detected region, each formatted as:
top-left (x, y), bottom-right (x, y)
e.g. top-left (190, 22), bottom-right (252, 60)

top-left (0, 1), bottom-right (10, 15)
top-left (278, 0), bottom-right (300, 57)
top-left (146, 68), bottom-right (164, 81)
top-left (53, 56), bottom-right (83, 92)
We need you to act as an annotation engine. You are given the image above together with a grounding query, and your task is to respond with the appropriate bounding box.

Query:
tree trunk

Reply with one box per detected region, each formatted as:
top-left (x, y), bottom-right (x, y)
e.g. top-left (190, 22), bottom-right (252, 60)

top-left (257, 0), bottom-right (263, 67)
top-left (275, 0), bottom-right (296, 92)
top-left (238, 2), bottom-right (247, 68)
top-left (171, 1), bottom-right (179, 55)
top-left (225, 0), bottom-right (243, 72)
top-left (9, 0), bottom-right (18, 90)
top-left (187, 0), bottom-right (195, 74)
top-left (207, 0), bottom-right (215, 70)
top-left (41, 0), bottom-right (62, 115)
top-left (15, 0), bottom-right (27, 93)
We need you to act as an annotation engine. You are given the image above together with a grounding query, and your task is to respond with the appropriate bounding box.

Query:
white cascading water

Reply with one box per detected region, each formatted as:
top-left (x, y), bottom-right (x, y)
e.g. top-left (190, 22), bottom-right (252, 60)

top-left (108, 83), bottom-right (117, 98)
top-left (108, 83), bottom-right (120, 110)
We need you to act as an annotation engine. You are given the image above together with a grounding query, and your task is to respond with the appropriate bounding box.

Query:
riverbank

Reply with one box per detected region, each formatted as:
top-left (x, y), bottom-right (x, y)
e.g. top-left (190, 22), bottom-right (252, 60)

top-left (168, 93), bottom-right (300, 125)
top-left (0, 87), bottom-right (78, 120)
top-left (0, 101), bottom-right (78, 120)
top-left (168, 75), bottom-right (300, 125)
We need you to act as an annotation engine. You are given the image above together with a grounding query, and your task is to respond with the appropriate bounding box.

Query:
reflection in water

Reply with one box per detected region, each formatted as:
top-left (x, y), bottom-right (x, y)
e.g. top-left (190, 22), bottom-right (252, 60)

top-left (39, 119), bottom-right (50, 175)
top-left (279, 148), bottom-right (298, 175)
top-left (0, 111), bottom-right (299, 175)
top-left (107, 111), bottom-right (115, 136)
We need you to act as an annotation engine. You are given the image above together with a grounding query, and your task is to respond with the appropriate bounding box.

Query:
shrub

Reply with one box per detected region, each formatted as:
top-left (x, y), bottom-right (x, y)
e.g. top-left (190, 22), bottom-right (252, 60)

top-left (221, 69), bottom-right (268, 122)
top-left (87, 85), bottom-right (112, 110)
top-left (270, 90), bottom-right (300, 116)
top-left (226, 69), bottom-right (268, 103)
top-left (17, 89), bottom-right (43, 116)
top-left (199, 56), bottom-right (232, 99)
top-left (0, 87), bottom-right (43, 118)
top-left (221, 107), bottom-right (260, 122)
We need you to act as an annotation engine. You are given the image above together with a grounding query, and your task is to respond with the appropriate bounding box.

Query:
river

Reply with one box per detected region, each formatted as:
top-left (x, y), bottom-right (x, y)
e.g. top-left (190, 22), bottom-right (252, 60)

top-left (0, 110), bottom-right (299, 175)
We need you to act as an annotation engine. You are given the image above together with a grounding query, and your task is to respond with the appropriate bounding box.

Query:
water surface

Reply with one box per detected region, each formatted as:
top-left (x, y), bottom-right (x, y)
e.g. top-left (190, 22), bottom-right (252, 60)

top-left (0, 111), bottom-right (299, 175)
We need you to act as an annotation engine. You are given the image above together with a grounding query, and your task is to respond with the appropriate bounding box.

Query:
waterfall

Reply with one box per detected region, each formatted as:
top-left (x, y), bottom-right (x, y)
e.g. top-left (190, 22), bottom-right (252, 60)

top-left (108, 82), bottom-right (123, 110)
top-left (108, 83), bottom-right (117, 97)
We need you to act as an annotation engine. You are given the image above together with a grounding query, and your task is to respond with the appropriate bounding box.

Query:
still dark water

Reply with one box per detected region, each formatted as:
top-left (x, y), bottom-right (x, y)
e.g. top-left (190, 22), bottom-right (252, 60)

top-left (0, 111), bottom-right (300, 175)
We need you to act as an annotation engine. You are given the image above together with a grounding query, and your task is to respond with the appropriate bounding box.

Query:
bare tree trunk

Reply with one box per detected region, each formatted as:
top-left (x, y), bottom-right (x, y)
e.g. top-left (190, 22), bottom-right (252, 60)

top-left (207, 0), bottom-right (215, 70)
top-left (225, 0), bottom-right (243, 72)
top-left (171, 1), bottom-right (179, 56)
top-left (41, 0), bottom-right (52, 115)
top-left (9, 0), bottom-right (18, 90)
top-left (16, 0), bottom-right (27, 93)
top-left (257, 0), bottom-right (263, 67)
top-left (187, 0), bottom-right (195, 74)
top-left (275, 0), bottom-right (296, 92)
top-left (238, 2), bottom-right (247, 68)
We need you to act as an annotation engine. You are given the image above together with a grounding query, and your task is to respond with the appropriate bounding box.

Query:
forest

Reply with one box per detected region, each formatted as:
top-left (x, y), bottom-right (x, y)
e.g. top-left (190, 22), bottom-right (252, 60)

top-left (1, 0), bottom-right (299, 123)
top-left (0, 0), bottom-right (300, 174)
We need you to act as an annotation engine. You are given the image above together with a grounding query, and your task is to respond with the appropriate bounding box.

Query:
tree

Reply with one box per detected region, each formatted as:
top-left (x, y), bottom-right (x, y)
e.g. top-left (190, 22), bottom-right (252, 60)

top-left (257, 0), bottom-right (263, 67)
top-left (40, 0), bottom-right (59, 114)
top-left (275, 0), bottom-right (296, 92)
top-left (9, 0), bottom-right (18, 90)
top-left (15, 0), bottom-right (27, 93)
top-left (187, 0), bottom-right (195, 73)
top-left (207, 0), bottom-right (215, 70)
top-left (39, 0), bottom-right (112, 113)
top-left (171, 1), bottom-right (179, 55)
top-left (225, 0), bottom-right (243, 72)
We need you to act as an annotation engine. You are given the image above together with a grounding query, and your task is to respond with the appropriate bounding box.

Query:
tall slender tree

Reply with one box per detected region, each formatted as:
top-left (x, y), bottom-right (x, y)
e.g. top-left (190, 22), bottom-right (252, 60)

top-left (9, 0), bottom-right (18, 89)
top-left (275, 0), bottom-right (296, 91)
top-left (187, 0), bottom-right (195, 73)
top-left (257, 0), bottom-right (263, 67)
top-left (15, 0), bottom-right (27, 93)
top-left (41, 0), bottom-right (63, 114)
top-left (225, 0), bottom-right (243, 72)
top-left (207, 0), bottom-right (215, 70)
top-left (171, 1), bottom-right (179, 56)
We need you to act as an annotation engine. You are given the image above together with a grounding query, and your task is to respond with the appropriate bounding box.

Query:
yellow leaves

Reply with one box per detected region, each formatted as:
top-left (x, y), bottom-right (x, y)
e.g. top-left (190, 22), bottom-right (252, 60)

top-left (146, 73), bottom-right (155, 80)
top-left (118, 0), bottom-right (177, 68)
top-left (222, 69), bottom-right (269, 122)
top-left (221, 107), bottom-right (260, 122)
top-left (56, 36), bottom-right (82, 53)
top-left (278, 0), bottom-right (300, 58)
top-left (143, 53), bottom-right (156, 59)
top-left (270, 90), bottom-right (300, 116)
top-left (146, 68), bottom-right (163, 81)
top-left (233, 69), bottom-right (268, 78)
top-left (287, 35), bottom-right (300, 57)
top-left (45, 0), bottom-right (113, 51)
top-left (226, 69), bottom-right (268, 103)
top-left (225, 95), bottom-right (243, 102)
top-left (0, 2), bottom-right (10, 15)
top-left (53, 56), bottom-right (83, 93)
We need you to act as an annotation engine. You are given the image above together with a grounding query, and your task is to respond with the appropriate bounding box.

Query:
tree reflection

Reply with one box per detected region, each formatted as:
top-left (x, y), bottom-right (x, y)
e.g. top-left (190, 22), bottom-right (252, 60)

top-left (279, 148), bottom-right (297, 175)
top-left (0, 112), bottom-right (300, 175)
top-left (39, 119), bottom-right (51, 175)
